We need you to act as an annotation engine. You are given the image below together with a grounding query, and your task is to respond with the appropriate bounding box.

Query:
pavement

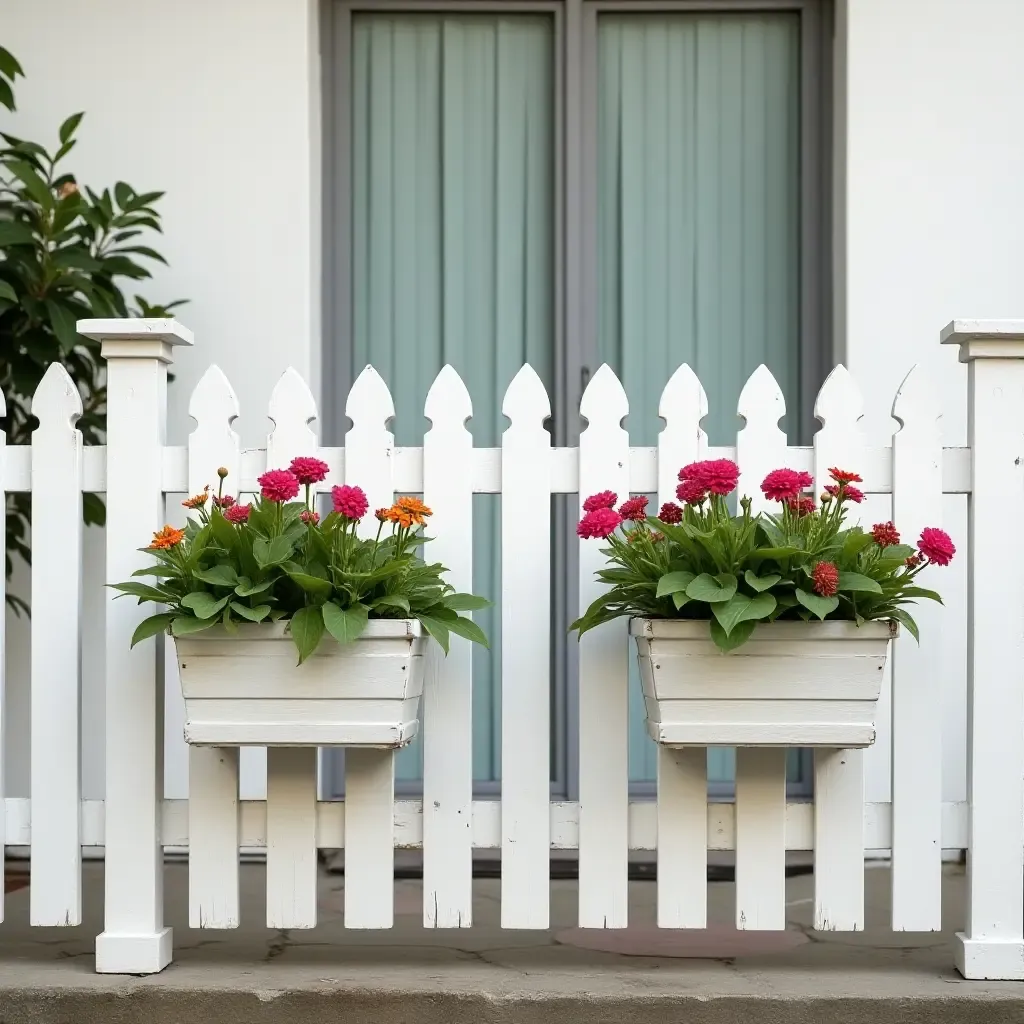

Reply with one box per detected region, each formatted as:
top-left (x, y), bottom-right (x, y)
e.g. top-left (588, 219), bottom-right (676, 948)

top-left (0, 859), bottom-right (1020, 1023)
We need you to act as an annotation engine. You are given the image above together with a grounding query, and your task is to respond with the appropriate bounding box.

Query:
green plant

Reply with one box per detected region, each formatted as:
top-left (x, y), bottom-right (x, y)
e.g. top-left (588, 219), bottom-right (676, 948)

top-left (111, 458), bottom-right (490, 663)
top-left (0, 44), bottom-right (183, 607)
top-left (571, 460), bottom-right (954, 652)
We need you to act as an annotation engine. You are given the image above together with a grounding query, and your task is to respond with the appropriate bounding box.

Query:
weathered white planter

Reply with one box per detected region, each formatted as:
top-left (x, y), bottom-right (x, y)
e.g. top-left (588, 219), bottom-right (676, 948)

top-left (631, 618), bottom-right (896, 748)
top-left (175, 619), bottom-right (426, 747)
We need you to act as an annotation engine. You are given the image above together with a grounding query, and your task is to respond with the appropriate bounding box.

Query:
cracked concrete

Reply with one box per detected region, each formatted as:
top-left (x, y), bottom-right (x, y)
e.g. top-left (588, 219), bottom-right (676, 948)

top-left (0, 860), bottom-right (1020, 1022)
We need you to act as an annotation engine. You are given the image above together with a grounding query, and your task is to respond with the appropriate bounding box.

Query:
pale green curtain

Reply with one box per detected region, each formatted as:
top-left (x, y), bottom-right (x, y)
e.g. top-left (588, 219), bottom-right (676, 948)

top-left (352, 13), bottom-right (555, 782)
top-left (596, 13), bottom-right (801, 782)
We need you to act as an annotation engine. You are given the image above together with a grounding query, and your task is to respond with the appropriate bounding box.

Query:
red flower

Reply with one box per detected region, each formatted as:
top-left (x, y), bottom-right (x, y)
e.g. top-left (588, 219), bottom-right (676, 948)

top-left (786, 495), bottom-right (816, 517)
top-left (905, 553), bottom-right (923, 568)
top-left (224, 503), bottom-right (251, 524)
top-left (213, 494), bottom-right (236, 509)
top-left (332, 484), bottom-right (369, 521)
top-left (618, 496), bottom-right (649, 522)
top-left (583, 490), bottom-right (618, 512)
top-left (824, 483), bottom-right (864, 504)
top-left (761, 468), bottom-right (813, 502)
top-left (918, 527), bottom-right (955, 566)
top-left (676, 479), bottom-right (708, 505)
top-left (679, 459), bottom-right (739, 496)
top-left (258, 468), bottom-right (300, 503)
top-left (300, 509), bottom-right (320, 525)
top-left (812, 561), bottom-right (840, 597)
top-left (577, 507), bottom-right (622, 539)
top-left (658, 502), bottom-right (683, 524)
top-left (829, 468), bottom-right (863, 484)
top-left (871, 521), bottom-right (900, 547)
top-left (289, 456), bottom-right (330, 486)
top-left (845, 485), bottom-right (865, 504)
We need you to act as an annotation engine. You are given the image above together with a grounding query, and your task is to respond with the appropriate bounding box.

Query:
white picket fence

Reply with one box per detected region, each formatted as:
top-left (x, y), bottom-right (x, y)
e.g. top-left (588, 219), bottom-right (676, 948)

top-left (0, 317), bottom-right (1020, 981)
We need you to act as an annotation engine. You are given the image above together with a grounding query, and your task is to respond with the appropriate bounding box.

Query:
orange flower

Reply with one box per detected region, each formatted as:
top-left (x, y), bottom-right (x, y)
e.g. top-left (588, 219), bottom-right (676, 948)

top-left (150, 525), bottom-right (186, 550)
top-left (395, 496), bottom-right (432, 519)
top-left (374, 507), bottom-right (390, 522)
top-left (182, 485), bottom-right (210, 509)
top-left (383, 505), bottom-right (416, 529)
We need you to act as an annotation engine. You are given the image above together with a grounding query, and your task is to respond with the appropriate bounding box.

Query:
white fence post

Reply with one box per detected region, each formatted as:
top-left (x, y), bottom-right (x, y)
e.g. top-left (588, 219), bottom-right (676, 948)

top-left (942, 319), bottom-right (1024, 980)
top-left (87, 318), bottom-right (193, 973)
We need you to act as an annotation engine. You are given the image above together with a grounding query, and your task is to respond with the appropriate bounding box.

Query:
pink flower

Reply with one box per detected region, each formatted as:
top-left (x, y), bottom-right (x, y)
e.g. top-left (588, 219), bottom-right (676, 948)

top-left (258, 468), bottom-right (300, 503)
top-left (918, 527), bottom-right (955, 566)
top-left (844, 485), bottom-right (865, 504)
top-left (679, 459), bottom-right (739, 496)
top-left (658, 502), bottom-right (683, 524)
top-left (331, 484), bottom-right (368, 521)
top-left (289, 456), bottom-right (330, 486)
top-left (583, 490), bottom-right (618, 512)
top-left (812, 561), bottom-right (839, 597)
top-left (676, 479), bottom-right (708, 505)
top-left (577, 507), bottom-right (622, 539)
top-left (300, 509), bottom-right (320, 525)
top-left (761, 468), bottom-right (813, 502)
top-left (786, 495), bottom-right (816, 517)
top-left (617, 496), bottom-right (649, 522)
top-left (823, 484), bottom-right (864, 504)
top-left (224, 503), bottom-right (251, 524)
top-left (213, 494), bottom-right (236, 509)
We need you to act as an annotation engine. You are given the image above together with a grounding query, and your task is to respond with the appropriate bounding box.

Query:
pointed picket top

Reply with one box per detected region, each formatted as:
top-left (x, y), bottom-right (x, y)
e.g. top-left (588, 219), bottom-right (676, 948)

top-left (738, 364), bottom-right (786, 434)
top-left (735, 365), bottom-right (788, 512)
top-left (32, 361), bottom-right (83, 426)
top-left (188, 364), bottom-right (239, 430)
top-left (580, 363), bottom-right (628, 427)
top-left (346, 364), bottom-right (395, 428)
top-left (425, 364), bottom-right (473, 430)
top-left (267, 367), bottom-right (319, 463)
top-left (502, 363), bottom-right (551, 422)
top-left (814, 364), bottom-right (864, 431)
top-left (659, 362), bottom-right (708, 431)
top-left (657, 363), bottom-right (707, 504)
top-left (892, 363), bottom-right (941, 432)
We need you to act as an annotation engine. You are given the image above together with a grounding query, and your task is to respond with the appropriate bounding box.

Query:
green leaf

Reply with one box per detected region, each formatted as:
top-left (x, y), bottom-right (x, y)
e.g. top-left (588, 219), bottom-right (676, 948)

top-left (8, 159), bottom-right (52, 209)
top-left (286, 571), bottom-right (333, 599)
top-left (0, 77), bottom-right (13, 113)
top-left (289, 605), bottom-right (325, 663)
top-left (373, 594), bottom-right (411, 614)
top-left (171, 615), bottom-right (218, 637)
top-left (193, 564), bottom-right (238, 588)
top-left (114, 180), bottom-right (134, 210)
top-left (59, 112), bottom-right (84, 145)
top-left (45, 299), bottom-right (81, 353)
top-left (0, 221), bottom-right (34, 246)
top-left (181, 591), bottom-right (230, 619)
top-left (443, 593), bottom-right (491, 612)
top-left (0, 46), bottom-right (25, 81)
top-left (888, 608), bottom-right (919, 643)
top-left (229, 601), bottom-right (270, 623)
top-left (0, 280), bottom-right (16, 304)
top-left (685, 572), bottom-right (738, 604)
top-left (235, 578), bottom-right (273, 598)
top-left (253, 534), bottom-right (293, 568)
top-left (709, 618), bottom-right (757, 653)
top-left (444, 614), bottom-right (490, 649)
top-left (711, 592), bottom-right (777, 636)
top-left (837, 571), bottom-right (883, 595)
top-left (748, 546), bottom-right (807, 564)
top-left (841, 528), bottom-right (875, 561)
top-left (130, 612), bottom-right (175, 647)
top-left (795, 588), bottom-right (840, 620)
top-left (879, 544), bottom-right (915, 562)
top-left (898, 586), bottom-right (943, 603)
top-left (671, 591), bottom-right (690, 611)
top-left (108, 581), bottom-right (171, 602)
top-left (321, 601), bottom-right (368, 645)
top-left (416, 614), bottom-right (451, 654)
top-left (656, 571), bottom-right (696, 598)
top-left (744, 570), bottom-right (782, 593)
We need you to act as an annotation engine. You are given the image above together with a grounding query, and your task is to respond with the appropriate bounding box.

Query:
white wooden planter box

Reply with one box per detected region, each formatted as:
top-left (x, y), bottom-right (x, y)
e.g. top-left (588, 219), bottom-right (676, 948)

top-left (175, 619), bottom-right (426, 748)
top-left (631, 618), bottom-right (896, 748)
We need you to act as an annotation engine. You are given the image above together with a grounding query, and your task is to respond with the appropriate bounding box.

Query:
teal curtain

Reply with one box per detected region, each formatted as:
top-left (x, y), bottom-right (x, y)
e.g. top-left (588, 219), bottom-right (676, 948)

top-left (595, 13), bottom-right (801, 782)
top-left (351, 13), bottom-right (555, 782)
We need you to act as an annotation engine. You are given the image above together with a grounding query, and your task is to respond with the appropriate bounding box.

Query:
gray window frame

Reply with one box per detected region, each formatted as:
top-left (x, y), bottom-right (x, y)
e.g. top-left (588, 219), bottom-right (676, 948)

top-left (321, 0), bottom-right (832, 801)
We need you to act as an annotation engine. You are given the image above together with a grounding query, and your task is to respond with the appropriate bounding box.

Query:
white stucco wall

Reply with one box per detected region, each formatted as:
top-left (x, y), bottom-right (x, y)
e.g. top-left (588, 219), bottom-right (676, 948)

top-left (2, 0), bottom-right (1022, 807)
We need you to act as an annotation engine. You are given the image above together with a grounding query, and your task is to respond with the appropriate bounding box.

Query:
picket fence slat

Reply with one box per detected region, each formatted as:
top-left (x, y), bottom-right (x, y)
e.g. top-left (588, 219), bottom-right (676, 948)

top-left (812, 366), bottom-right (868, 932)
top-left (890, 365), bottom-right (944, 931)
top-left (264, 369), bottom-right (321, 929)
top-left (656, 364), bottom-right (709, 928)
top-left (577, 365), bottom-right (630, 928)
top-left (187, 366), bottom-right (242, 930)
top-left (501, 365), bottom-right (552, 929)
top-left (342, 366), bottom-right (397, 928)
top-left (733, 367), bottom-right (790, 931)
top-left (422, 367), bottom-right (474, 928)
top-left (30, 363), bottom-right (83, 926)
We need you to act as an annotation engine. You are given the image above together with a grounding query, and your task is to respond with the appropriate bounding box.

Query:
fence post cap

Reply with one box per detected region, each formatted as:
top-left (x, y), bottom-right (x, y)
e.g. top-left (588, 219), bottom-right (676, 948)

top-left (940, 319), bottom-right (1024, 361)
top-left (78, 317), bottom-right (194, 363)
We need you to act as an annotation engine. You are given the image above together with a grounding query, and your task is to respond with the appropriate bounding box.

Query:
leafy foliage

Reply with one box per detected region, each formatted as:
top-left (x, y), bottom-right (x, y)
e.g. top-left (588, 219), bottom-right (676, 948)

top-left (572, 463), bottom-right (950, 653)
top-left (112, 469), bottom-right (490, 664)
top-left (0, 45), bottom-right (184, 608)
